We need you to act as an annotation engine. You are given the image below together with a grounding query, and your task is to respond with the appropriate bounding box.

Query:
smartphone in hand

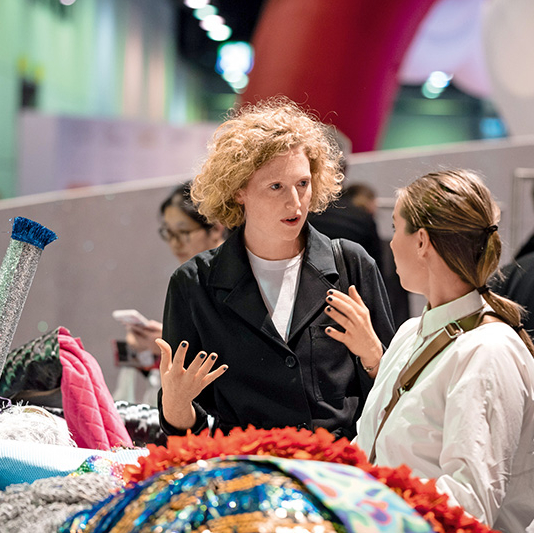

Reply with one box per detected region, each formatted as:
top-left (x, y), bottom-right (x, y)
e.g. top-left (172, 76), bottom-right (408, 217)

top-left (112, 309), bottom-right (150, 327)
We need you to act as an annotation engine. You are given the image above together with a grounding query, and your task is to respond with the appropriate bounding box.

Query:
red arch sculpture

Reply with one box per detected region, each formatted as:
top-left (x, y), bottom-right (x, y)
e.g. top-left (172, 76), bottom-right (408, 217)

top-left (241, 0), bottom-right (440, 152)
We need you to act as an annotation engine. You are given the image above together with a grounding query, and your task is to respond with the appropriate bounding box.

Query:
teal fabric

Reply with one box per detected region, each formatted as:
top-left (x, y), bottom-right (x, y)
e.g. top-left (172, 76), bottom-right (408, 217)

top-left (0, 439), bottom-right (148, 490)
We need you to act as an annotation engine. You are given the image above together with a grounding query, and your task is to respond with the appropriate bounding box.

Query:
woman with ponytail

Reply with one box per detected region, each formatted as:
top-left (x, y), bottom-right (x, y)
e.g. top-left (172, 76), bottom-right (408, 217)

top-left (325, 169), bottom-right (534, 532)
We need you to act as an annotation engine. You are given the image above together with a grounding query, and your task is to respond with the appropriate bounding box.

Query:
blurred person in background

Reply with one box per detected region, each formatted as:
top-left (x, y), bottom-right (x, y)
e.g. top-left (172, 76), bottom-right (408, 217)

top-left (113, 182), bottom-right (226, 405)
top-left (310, 182), bottom-right (411, 327)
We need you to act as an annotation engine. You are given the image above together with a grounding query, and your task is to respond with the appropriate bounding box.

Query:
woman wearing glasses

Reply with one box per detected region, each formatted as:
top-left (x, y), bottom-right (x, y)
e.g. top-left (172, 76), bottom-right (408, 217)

top-left (156, 98), bottom-right (395, 440)
top-left (124, 183), bottom-right (226, 359)
top-left (158, 183), bottom-right (227, 265)
top-left (113, 184), bottom-right (226, 406)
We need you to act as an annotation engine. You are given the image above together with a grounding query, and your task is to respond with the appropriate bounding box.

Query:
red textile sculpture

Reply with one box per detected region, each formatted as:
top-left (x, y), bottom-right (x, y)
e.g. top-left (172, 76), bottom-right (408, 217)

top-left (242, 0), bottom-right (440, 152)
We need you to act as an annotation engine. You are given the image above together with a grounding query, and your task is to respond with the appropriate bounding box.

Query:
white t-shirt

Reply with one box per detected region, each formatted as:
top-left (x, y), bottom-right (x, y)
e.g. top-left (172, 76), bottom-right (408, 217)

top-left (246, 249), bottom-right (304, 342)
top-left (355, 290), bottom-right (534, 532)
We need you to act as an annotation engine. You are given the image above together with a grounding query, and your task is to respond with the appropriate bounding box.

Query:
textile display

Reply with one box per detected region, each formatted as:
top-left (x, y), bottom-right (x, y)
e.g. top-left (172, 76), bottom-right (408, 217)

top-left (58, 327), bottom-right (133, 449)
top-left (0, 325), bottom-right (134, 450)
top-left (0, 439), bottom-right (148, 490)
top-left (0, 472), bottom-right (120, 534)
top-left (58, 426), bottom-right (492, 533)
top-left (0, 327), bottom-right (61, 400)
top-left (0, 217), bottom-right (57, 377)
top-left (60, 457), bottom-right (433, 533)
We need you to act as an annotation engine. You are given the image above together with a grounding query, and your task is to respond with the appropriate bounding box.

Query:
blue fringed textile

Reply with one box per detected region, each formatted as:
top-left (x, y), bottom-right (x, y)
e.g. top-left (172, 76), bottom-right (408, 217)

top-left (11, 217), bottom-right (57, 250)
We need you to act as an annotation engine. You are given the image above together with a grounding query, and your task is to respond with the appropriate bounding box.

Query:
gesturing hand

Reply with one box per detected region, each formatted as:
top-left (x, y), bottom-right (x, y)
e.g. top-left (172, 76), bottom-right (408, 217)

top-left (324, 285), bottom-right (383, 376)
top-left (156, 338), bottom-right (228, 430)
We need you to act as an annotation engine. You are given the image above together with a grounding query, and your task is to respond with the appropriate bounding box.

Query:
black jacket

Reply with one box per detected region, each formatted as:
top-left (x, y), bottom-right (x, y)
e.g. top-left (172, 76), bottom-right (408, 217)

top-left (158, 224), bottom-right (395, 439)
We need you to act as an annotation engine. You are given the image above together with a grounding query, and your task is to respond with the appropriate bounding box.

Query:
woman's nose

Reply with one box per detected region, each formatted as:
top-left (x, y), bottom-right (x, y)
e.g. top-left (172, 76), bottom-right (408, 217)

top-left (285, 187), bottom-right (300, 208)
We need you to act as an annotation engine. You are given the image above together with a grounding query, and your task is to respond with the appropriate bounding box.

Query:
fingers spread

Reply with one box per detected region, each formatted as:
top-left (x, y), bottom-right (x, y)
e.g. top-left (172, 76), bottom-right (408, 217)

top-left (204, 364), bottom-right (228, 386)
top-left (186, 350), bottom-right (208, 374)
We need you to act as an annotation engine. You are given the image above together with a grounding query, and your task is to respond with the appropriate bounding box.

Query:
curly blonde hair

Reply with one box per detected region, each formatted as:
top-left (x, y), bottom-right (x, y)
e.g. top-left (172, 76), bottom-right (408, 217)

top-left (190, 98), bottom-right (344, 228)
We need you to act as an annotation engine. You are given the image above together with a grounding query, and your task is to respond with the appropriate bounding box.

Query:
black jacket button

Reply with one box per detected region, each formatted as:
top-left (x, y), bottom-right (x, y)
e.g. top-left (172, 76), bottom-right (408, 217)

top-left (285, 355), bottom-right (297, 368)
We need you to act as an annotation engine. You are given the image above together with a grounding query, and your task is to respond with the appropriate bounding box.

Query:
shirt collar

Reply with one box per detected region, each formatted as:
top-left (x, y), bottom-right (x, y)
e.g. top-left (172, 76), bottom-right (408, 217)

top-left (419, 290), bottom-right (485, 339)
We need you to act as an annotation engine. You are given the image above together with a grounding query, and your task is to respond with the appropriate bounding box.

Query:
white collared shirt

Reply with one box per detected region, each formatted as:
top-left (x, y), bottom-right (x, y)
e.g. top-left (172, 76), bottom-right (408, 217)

top-left (355, 290), bottom-right (534, 532)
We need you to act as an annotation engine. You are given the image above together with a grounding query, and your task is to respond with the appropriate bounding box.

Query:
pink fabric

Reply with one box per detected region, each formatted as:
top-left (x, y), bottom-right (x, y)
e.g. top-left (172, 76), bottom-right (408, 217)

top-left (58, 327), bottom-right (133, 450)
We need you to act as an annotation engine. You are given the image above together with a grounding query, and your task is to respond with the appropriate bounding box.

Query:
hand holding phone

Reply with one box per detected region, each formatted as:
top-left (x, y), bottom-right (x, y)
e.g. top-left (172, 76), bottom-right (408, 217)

top-left (112, 309), bottom-right (150, 327)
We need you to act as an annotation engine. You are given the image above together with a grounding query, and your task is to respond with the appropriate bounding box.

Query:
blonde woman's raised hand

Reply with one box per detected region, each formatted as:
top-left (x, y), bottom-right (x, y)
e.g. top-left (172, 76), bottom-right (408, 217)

top-left (324, 285), bottom-right (383, 377)
top-left (156, 338), bottom-right (227, 430)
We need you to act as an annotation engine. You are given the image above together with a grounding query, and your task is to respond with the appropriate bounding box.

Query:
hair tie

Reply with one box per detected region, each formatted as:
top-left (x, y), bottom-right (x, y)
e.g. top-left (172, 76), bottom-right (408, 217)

top-left (512, 323), bottom-right (524, 333)
top-left (476, 285), bottom-right (490, 294)
top-left (485, 224), bottom-right (498, 235)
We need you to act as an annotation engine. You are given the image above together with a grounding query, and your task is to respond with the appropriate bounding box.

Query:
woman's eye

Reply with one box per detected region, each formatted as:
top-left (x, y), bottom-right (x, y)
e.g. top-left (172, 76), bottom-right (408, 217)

top-left (299, 180), bottom-right (309, 187)
top-left (270, 183), bottom-right (281, 190)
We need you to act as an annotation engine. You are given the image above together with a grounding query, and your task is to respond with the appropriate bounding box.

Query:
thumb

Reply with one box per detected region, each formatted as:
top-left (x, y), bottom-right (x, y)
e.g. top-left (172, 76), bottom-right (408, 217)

top-left (155, 338), bottom-right (172, 372)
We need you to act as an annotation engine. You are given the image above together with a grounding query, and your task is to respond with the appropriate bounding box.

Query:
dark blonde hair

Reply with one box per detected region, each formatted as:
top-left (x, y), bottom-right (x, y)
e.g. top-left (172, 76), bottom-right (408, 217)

top-left (398, 169), bottom-right (534, 356)
top-left (190, 97), bottom-right (344, 228)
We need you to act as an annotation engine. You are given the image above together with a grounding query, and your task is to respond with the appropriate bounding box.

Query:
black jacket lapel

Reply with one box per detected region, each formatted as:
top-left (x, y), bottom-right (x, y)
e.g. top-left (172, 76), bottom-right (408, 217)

top-left (288, 225), bottom-right (339, 341)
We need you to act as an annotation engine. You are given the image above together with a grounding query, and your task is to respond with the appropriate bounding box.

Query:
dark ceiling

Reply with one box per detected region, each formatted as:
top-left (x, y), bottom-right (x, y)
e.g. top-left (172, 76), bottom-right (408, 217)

top-left (176, 0), bottom-right (267, 72)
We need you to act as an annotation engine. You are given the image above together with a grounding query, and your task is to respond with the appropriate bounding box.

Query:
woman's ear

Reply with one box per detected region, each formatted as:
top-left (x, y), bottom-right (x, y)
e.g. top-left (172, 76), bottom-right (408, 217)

top-left (417, 228), bottom-right (432, 257)
top-left (235, 189), bottom-right (245, 205)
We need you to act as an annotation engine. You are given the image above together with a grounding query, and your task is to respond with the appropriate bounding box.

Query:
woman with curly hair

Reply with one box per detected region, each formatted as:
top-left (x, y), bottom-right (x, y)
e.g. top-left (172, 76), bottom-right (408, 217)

top-left (156, 99), bottom-right (395, 440)
top-left (326, 169), bottom-right (534, 531)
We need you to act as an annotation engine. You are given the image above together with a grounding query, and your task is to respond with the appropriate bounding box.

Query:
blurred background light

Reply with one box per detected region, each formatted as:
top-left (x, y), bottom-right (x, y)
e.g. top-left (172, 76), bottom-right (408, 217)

top-left (193, 5), bottom-right (218, 20)
top-left (184, 0), bottom-right (209, 9)
top-left (208, 24), bottom-right (232, 41)
top-left (199, 14), bottom-right (225, 32)
top-left (216, 42), bottom-right (253, 74)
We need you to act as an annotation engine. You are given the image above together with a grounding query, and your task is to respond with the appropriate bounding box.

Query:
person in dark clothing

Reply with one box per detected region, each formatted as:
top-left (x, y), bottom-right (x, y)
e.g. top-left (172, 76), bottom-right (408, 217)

top-left (512, 183), bottom-right (534, 260)
top-left (156, 98), bottom-right (395, 440)
top-left (309, 185), bottom-right (383, 271)
top-left (310, 183), bottom-right (411, 328)
top-left (490, 251), bottom-right (534, 340)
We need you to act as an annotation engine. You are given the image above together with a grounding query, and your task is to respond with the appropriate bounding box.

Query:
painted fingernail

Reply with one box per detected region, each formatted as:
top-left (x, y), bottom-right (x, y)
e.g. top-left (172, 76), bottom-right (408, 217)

top-left (327, 290), bottom-right (334, 295)
top-left (199, 352), bottom-right (206, 359)
top-left (326, 327), bottom-right (331, 332)
top-left (223, 365), bottom-right (228, 370)
top-left (326, 306), bottom-right (332, 312)
top-left (211, 354), bottom-right (217, 360)
top-left (327, 296), bottom-right (333, 302)
top-left (181, 341), bottom-right (187, 347)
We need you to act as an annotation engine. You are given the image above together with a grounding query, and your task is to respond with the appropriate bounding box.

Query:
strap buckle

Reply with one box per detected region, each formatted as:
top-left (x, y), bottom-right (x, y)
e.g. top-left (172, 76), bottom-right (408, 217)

top-left (396, 385), bottom-right (407, 397)
top-left (444, 320), bottom-right (464, 339)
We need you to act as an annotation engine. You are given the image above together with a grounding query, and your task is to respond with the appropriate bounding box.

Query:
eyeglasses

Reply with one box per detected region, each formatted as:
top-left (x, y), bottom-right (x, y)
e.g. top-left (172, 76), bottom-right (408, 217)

top-left (158, 225), bottom-right (204, 243)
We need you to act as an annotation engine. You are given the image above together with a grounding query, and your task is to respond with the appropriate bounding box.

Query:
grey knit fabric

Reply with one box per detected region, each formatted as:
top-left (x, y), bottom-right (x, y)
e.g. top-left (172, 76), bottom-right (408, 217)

top-left (0, 472), bottom-right (119, 533)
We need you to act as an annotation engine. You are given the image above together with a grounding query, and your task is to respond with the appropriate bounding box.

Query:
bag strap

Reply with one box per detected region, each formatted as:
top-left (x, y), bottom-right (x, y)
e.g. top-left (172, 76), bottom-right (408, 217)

top-left (368, 308), bottom-right (486, 464)
top-left (332, 238), bottom-right (349, 293)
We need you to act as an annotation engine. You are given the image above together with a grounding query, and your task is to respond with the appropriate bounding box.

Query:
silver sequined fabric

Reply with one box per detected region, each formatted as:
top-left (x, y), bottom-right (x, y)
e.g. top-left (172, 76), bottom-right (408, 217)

top-left (0, 240), bottom-right (42, 377)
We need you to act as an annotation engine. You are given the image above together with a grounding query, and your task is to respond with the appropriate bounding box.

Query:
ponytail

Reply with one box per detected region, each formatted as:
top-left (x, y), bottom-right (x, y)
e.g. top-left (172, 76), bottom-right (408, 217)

top-left (482, 290), bottom-right (534, 357)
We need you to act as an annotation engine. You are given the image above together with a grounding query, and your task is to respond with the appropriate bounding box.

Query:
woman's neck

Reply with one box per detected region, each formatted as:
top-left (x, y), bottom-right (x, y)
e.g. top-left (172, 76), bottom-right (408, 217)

top-left (243, 231), bottom-right (305, 260)
top-left (425, 260), bottom-right (473, 309)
